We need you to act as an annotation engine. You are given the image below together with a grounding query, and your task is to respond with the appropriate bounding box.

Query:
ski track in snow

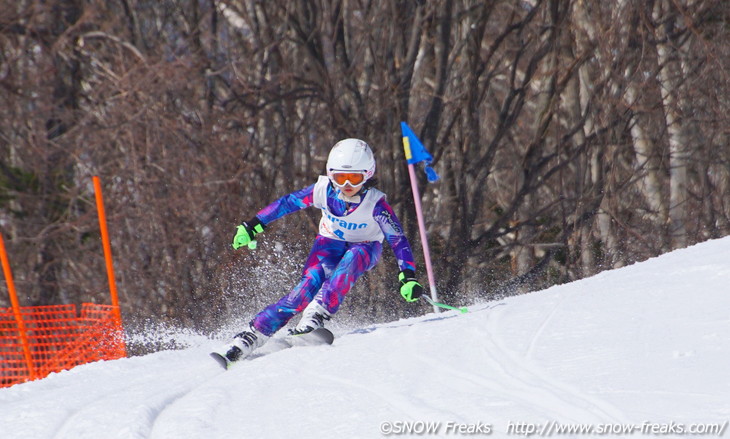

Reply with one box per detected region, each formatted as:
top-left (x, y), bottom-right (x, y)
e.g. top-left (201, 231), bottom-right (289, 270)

top-left (148, 375), bottom-right (230, 439)
top-left (50, 360), bottom-right (218, 439)
top-left (485, 308), bottom-right (628, 424)
top-left (400, 306), bottom-right (625, 428)
top-left (2, 237), bottom-right (730, 438)
top-left (523, 291), bottom-right (566, 359)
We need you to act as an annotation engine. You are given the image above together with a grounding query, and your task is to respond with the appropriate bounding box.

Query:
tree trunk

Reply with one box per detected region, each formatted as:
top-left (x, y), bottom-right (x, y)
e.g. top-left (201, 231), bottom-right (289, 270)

top-left (654, 0), bottom-right (689, 249)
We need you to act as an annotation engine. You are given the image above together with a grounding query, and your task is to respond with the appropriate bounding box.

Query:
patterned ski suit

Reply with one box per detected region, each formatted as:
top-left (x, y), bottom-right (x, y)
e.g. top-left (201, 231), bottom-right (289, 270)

top-left (250, 176), bottom-right (416, 336)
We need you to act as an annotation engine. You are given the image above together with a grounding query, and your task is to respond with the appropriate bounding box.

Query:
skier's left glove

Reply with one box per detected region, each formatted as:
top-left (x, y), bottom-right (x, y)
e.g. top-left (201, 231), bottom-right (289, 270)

top-left (232, 217), bottom-right (265, 250)
top-left (399, 269), bottom-right (424, 302)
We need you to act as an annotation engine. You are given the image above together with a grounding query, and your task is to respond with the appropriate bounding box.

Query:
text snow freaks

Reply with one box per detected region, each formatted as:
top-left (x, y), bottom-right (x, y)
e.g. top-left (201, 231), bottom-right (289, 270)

top-left (380, 421), bottom-right (492, 436)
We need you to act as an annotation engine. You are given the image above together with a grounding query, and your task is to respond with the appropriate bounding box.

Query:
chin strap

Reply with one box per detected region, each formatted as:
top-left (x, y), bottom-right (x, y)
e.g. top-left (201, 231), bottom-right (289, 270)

top-left (336, 190), bottom-right (362, 203)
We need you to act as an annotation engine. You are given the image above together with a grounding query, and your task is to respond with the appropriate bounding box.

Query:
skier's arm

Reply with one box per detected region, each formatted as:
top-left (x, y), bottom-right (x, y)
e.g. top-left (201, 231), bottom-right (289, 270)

top-left (254, 184), bottom-right (315, 225)
top-left (232, 185), bottom-right (314, 250)
top-left (373, 199), bottom-right (424, 301)
top-left (373, 199), bottom-right (417, 273)
top-left (373, 200), bottom-right (423, 301)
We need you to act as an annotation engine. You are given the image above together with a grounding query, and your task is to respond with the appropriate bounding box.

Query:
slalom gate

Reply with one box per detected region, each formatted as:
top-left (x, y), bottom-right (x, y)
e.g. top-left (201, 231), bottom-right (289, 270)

top-left (0, 303), bottom-right (125, 388)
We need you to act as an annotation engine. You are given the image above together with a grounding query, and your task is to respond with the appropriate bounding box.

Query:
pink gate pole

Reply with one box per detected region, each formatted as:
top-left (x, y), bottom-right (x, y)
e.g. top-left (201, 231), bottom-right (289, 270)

top-left (402, 136), bottom-right (440, 313)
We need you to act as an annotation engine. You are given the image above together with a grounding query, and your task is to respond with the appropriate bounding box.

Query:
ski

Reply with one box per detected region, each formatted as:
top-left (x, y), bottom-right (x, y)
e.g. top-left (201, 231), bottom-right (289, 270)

top-left (210, 328), bottom-right (334, 370)
top-left (287, 327), bottom-right (335, 346)
top-left (209, 351), bottom-right (230, 370)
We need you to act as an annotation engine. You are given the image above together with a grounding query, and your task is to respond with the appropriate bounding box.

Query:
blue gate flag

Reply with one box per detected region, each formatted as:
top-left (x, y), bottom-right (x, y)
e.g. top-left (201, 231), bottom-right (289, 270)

top-left (400, 122), bottom-right (440, 182)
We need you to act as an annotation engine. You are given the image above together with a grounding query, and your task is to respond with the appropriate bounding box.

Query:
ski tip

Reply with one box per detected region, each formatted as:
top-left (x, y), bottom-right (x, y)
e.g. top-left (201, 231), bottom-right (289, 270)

top-left (288, 327), bottom-right (335, 345)
top-left (209, 352), bottom-right (230, 370)
top-left (313, 327), bottom-right (335, 345)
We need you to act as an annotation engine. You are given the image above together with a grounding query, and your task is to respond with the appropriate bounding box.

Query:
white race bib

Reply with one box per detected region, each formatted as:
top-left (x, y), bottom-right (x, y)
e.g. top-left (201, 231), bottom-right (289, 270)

top-left (312, 176), bottom-right (385, 242)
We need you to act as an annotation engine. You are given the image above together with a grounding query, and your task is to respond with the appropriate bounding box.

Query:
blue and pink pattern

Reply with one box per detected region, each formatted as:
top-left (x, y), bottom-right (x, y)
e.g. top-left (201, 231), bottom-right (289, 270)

top-left (255, 183), bottom-right (415, 272)
top-left (246, 180), bottom-right (416, 336)
top-left (252, 235), bottom-right (382, 335)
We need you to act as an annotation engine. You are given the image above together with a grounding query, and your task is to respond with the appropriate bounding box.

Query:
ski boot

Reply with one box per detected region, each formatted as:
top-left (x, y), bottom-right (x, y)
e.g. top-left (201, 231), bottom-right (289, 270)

top-left (211, 324), bottom-right (269, 368)
top-left (289, 301), bottom-right (331, 336)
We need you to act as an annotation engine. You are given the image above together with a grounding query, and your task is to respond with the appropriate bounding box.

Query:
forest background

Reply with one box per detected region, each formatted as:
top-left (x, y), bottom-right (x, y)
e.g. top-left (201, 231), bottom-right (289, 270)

top-left (1, 0), bottom-right (729, 336)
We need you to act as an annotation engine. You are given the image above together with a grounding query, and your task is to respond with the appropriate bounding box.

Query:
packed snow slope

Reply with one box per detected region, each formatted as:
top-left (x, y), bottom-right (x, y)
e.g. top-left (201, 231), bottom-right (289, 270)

top-left (2, 238), bottom-right (730, 439)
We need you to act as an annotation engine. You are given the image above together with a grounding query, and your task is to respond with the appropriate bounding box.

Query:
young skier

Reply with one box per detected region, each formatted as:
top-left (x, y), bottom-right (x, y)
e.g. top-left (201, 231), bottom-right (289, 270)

top-left (214, 138), bottom-right (424, 364)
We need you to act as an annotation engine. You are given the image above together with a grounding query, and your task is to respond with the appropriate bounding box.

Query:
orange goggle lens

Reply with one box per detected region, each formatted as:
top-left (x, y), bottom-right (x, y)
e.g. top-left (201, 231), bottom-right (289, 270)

top-left (331, 172), bottom-right (366, 187)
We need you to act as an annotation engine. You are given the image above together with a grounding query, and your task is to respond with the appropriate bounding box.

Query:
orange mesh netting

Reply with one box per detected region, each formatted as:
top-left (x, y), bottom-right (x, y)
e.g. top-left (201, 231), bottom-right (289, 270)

top-left (0, 303), bottom-right (125, 388)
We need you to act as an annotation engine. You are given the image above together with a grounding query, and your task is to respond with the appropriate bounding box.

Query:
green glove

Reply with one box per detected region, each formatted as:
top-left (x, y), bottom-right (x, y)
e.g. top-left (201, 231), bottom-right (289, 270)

top-left (399, 269), bottom-right (424, 302)
top-left (232, 217), bottom-right (265, 250)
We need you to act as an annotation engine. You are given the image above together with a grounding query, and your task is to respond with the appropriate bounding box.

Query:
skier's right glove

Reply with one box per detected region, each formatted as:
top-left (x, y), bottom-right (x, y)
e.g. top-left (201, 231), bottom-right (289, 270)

top-left (232, 217), bottom-right (265, 250)
top-left (399, 269), bottom-right (424, 302)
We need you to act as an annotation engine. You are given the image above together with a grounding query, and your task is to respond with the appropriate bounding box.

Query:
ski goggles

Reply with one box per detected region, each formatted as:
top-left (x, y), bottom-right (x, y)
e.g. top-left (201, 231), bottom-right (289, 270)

top-left (329, 171), bottom-right (367, 187)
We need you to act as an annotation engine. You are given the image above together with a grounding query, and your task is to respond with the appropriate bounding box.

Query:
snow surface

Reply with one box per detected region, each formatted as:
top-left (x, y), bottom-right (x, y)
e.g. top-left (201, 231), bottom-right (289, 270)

top-left (2, 238), bottom-right (730, 439)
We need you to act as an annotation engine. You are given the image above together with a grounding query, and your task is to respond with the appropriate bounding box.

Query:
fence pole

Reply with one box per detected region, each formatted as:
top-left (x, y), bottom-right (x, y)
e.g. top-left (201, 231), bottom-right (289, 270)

top-left (0, 233), bottom-right (37, 380)
top-left (92, 176), bottom-right (126, 356)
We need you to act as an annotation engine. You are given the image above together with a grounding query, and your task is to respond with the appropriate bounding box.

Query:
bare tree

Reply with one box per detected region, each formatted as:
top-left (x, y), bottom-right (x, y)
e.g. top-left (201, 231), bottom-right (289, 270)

top-left (2, 0), bottom-right (729, 343)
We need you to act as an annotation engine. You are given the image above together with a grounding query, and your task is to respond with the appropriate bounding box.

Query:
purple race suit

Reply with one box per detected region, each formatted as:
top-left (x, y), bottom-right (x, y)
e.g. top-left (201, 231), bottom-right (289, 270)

top-left (249, 176), bottom-right (417, 336)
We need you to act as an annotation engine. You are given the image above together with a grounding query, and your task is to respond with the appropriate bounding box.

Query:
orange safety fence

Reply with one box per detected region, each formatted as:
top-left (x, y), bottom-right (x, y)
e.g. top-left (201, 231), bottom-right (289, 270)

top-left (0, 303), bottom-right (125, 388)
top-left (1, 177), bottom-right (127, 388)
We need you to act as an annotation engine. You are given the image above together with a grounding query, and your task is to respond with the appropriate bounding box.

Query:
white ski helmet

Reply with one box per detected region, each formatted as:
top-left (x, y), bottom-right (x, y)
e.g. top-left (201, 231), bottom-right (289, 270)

top-left (326, 138), bottom-right (376, 183)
